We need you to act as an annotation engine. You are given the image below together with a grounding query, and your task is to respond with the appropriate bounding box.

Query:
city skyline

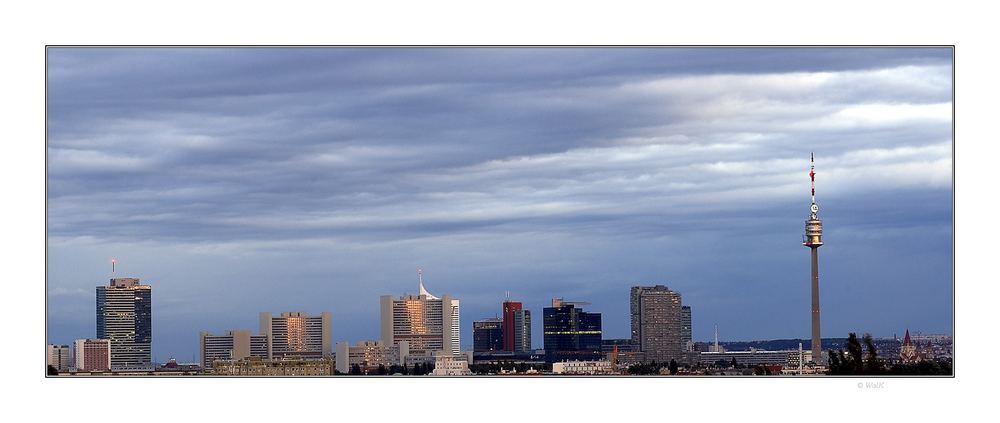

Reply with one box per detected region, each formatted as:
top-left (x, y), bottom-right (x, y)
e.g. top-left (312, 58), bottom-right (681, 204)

top-left (46, 47), bottom-right (953, 361)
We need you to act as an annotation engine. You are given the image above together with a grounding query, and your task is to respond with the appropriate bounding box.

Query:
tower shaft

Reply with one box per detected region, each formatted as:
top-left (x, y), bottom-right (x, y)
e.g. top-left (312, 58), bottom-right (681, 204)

top-left (811, 247), bottom-right (821, 363)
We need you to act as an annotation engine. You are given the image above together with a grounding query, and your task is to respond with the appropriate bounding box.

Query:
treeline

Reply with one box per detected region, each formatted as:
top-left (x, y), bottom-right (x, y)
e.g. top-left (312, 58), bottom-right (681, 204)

top-left (827, 332), bottom-right (952, 375)
top-left (337, 362), bottom-right (436, 375)
top-left (469, 361), bottom-right (546, 374)
top-left (627, 359), bottom-right (679, 375)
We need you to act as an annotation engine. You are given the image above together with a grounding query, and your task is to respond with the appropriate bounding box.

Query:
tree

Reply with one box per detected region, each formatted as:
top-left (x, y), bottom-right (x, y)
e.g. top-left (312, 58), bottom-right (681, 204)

top-left (827, 349), bottom-right (841, 373)
top-left (349, 364), bottom-right (362, 375)
top-left (377, 364), bottom-right (387, 375)
top-left (669, 359), bottom-right (679, 375)
top-left (731, 357), bottom-right (738, 369)
top-left (863, 333), bottom-right (884, 375)
top-left (846, 333), bottom-right (864, 374)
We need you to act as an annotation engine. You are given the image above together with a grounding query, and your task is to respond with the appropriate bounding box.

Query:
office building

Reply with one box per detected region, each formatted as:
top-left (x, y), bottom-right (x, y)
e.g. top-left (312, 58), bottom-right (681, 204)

top-left (380, 272), bottom-right (460, 364)
top-left (74, 339), bottom-right (111, 372)
top-left (630, 285), bottom-right (684, 363)
top-left (200, 330), bottom-right (269, 370)
top-left (47, 344), bottom-right (72, 372)
top-left (97, 277), bottom-right (152, 371)
top-left (543, 298), bottom-right (602, 362)
top-left (259, 311), bottom-right (332, 360)
top-left (473, 318), bottom-right (504, 352)
top-left (502, 299), bottom-right (531, 352)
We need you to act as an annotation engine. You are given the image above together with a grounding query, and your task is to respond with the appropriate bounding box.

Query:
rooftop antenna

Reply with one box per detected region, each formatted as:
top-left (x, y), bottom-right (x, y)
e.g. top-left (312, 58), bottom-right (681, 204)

top-left (111, 258), bottom-right (116, 274)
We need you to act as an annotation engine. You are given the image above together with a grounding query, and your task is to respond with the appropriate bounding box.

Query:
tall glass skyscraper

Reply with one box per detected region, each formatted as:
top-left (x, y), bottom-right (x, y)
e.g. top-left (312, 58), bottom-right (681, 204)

top-left (96, 278), bottom-right (152, 371)
top-left (543, 298), bottom-right (602, 363)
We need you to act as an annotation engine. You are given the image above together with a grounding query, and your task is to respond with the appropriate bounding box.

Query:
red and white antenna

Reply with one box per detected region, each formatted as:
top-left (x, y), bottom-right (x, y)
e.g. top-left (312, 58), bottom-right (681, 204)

top-left (111, 258), bottom-right (117, 274)
top-left (810, 152), bottom-right (816, 204)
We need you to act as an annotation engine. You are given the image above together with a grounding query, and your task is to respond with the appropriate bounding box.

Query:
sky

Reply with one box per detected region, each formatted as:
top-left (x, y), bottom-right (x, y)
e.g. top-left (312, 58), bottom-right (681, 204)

top-left (45, 47), bottom-right (953, 362)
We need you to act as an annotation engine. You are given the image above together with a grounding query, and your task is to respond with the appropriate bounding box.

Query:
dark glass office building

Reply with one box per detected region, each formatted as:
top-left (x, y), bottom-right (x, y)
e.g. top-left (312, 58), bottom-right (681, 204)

top-left (473, 318), bottom-right (504, 352)
top-left (97, 278), bottom-right (152, 371)
top-left (543, 299), bottom-right (602, 363)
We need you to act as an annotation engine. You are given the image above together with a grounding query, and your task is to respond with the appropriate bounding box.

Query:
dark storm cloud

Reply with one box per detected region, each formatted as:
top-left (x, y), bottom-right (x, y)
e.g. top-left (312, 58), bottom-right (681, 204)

top-left (46, 48), bottom-right (952, 358)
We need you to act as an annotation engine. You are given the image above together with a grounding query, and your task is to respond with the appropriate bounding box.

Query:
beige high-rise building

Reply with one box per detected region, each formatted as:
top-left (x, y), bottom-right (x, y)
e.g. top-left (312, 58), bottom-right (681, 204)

top-left (630, 285), bottom-right (684, 363)
top-left (259, 312), bottom-right (332, 360)
top-left (380, 274), bottom-right (460, 365)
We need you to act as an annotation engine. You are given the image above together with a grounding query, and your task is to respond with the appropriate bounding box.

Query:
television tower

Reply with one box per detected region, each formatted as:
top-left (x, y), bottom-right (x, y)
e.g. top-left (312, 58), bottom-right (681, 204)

top-left (803, 153), bottom-right (824, 364)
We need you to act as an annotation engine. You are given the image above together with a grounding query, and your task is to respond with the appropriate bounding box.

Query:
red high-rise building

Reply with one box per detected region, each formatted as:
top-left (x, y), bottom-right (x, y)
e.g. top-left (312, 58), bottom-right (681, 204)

top-left (502, 300), bottom-right (522, 352)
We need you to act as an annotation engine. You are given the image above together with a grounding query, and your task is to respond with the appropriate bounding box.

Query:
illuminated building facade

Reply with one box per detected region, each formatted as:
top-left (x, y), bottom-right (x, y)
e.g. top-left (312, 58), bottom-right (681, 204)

top-left (200, 330), bottom-right (269, 370)
top-left (74, 338), bottom-right (111, 372)
top-left (259, 311), bottom-right (332, 360)
top-left (380, 276), bottom-right (460, 364)
top-left (97, 277), bottom-right (152, 371)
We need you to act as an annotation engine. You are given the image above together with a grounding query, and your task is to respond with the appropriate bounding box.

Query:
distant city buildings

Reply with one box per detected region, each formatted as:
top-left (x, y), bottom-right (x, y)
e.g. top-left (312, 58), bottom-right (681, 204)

top-left (47, 344), bottom-right (72, 372)
top-left (74, 339), bottom-right (111, 372)
top-left (97, 277), bottom-right (152, 371)
top-left (473, 318), bottom-right (503, 352)
top-left (200, 330), bottom-right (269, 370)
top-left (630, 285), bottom-right (684, 363)
top-left (259, 311), bottom-right (332, 360)
top-left (543, 298), bottom-right (602, 363)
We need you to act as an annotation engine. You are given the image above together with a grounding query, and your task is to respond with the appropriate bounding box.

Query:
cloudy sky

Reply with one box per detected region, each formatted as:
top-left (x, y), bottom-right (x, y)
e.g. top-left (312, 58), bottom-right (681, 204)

top-left (46, 47), bottom-right (952, 361)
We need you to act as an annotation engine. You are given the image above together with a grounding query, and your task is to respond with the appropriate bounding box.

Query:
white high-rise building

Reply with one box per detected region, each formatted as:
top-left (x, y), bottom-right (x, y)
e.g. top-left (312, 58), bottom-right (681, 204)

top-left (47, 344), bottom-right (72, 372)
top-left (380, 272), bottom-right (460, 365)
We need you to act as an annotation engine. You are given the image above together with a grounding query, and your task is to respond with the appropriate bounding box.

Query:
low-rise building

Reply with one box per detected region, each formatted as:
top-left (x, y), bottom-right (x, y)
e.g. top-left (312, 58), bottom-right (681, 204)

top-left (431, 352), bottom-right (472, 376)
top-left (212, 357), bottom-right (335, 376)
top-left (74, 339), bottom-right (111, 372)
top-left (551, 360), bottom-right (616, 375)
